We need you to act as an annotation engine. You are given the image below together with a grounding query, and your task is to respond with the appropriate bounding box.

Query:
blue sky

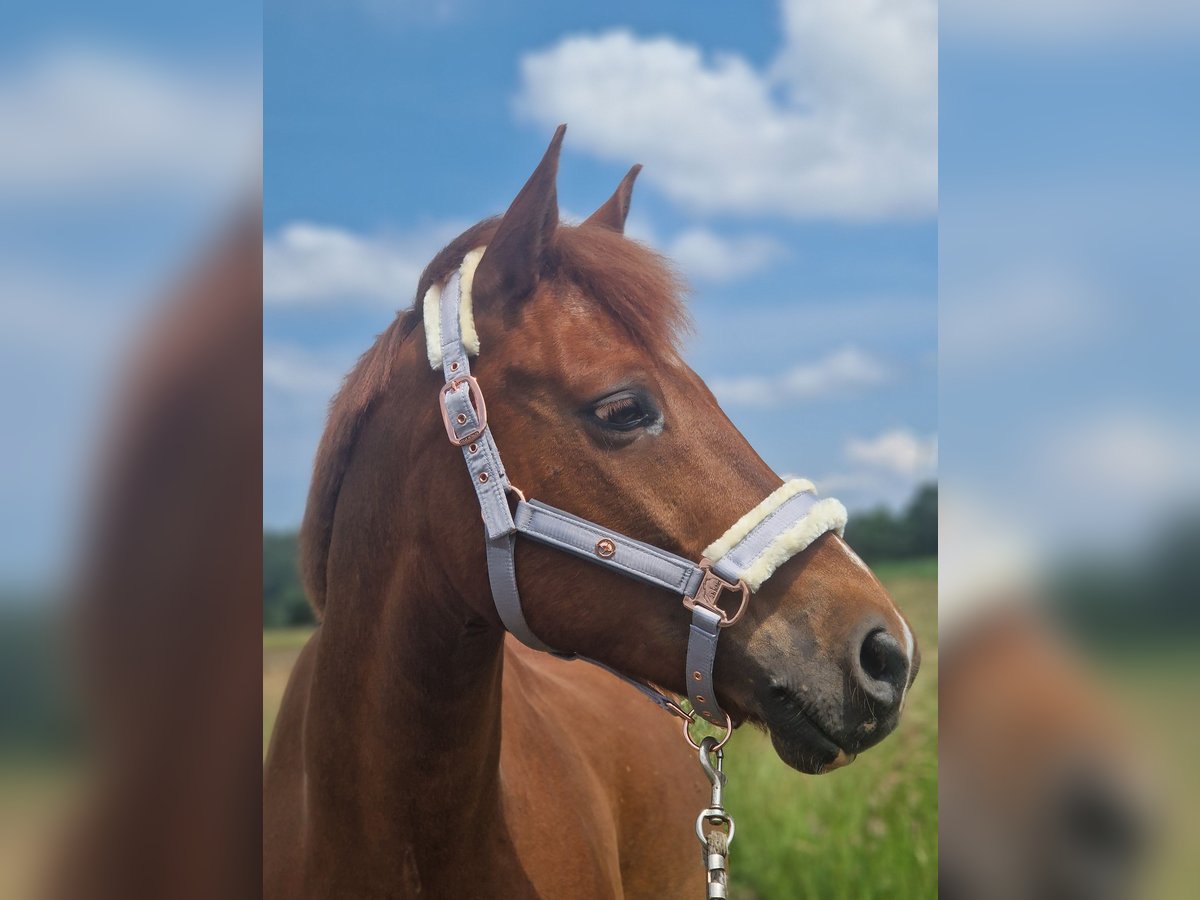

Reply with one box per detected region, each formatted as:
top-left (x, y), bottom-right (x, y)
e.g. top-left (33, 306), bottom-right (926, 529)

top-left (263, 0), bottom-right (939, 530)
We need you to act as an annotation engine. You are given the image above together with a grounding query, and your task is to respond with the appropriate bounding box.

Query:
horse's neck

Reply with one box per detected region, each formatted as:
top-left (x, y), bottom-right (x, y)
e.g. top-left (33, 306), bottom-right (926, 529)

top-left (306, 560), bottom-right (509, 864)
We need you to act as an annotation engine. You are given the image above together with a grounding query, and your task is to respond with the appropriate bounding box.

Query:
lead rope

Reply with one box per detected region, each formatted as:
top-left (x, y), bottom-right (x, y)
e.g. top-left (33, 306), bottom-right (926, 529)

top-left (696, 735), bottom-right (734, 898)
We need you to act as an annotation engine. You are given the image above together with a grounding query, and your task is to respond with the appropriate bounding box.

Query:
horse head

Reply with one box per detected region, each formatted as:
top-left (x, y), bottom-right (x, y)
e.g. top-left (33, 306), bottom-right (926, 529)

top-left (302, 126), bottom-right (919, 774)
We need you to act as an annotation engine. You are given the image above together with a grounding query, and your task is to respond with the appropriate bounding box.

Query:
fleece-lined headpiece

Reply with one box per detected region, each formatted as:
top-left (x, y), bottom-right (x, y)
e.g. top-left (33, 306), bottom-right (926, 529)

top-left (424, 246), bottom-right (485, 369)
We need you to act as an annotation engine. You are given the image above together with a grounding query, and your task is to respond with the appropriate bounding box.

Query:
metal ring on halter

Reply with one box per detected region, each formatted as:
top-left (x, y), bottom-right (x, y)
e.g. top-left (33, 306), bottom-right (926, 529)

top-left (683, 709), bottom-right (734, 751)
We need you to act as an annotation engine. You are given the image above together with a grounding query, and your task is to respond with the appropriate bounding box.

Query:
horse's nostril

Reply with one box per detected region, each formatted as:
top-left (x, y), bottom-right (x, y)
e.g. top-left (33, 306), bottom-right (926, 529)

top-left (860, 633), bottom-right (889, 682)
top-left (855, 629), bottom-right (908, 706)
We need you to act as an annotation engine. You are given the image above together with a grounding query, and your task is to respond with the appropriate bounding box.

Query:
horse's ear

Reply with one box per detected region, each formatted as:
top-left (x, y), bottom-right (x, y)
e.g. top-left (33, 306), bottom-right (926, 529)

top-left (583, 164), bottom-right (642, 234)
top-left (473, 124), bottom-right (565, 307)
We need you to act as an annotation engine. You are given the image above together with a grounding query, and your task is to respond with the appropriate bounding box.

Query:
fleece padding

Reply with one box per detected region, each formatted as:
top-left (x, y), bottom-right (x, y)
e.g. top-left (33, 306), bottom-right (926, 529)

top-left (422, 282), bottom-right (443, 369)
top-left (736, 498), bottom-right (847, 592)
top-left (704, 479), bottom-right (847, 592)
top-left (703, 479), bottom-right (815, 561)
top-left (425, 246), bottom-right (486, 369)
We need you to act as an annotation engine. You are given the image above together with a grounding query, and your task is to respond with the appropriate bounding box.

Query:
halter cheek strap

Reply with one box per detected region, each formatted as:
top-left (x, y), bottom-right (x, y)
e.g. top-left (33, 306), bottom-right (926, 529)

top-left (430, 255), bottom-right (847, 733)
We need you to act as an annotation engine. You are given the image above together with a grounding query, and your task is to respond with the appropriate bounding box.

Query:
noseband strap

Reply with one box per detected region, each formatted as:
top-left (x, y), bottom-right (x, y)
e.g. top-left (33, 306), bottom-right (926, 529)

top-left (430, 256), bottom-right (847, 732)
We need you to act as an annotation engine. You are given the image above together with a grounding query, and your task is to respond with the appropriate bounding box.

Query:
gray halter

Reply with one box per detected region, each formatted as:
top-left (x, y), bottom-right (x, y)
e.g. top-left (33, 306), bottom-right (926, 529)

top-left (434, 265), bottom-right (843, 737)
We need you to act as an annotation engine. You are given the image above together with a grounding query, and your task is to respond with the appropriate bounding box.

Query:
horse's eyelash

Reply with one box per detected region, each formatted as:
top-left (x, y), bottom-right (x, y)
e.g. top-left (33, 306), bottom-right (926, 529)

top-left (597, 396), bottom-right (639, 417)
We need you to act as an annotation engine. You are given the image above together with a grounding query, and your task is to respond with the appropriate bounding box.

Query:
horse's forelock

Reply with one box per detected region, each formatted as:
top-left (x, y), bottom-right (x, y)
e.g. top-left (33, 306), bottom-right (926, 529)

top-left (547, 225), bottom-right (690, 354)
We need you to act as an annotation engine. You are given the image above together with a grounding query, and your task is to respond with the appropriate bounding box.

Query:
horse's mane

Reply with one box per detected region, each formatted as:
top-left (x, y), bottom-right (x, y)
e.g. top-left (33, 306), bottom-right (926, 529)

top-left (299, 221), bottom-right (690, 616)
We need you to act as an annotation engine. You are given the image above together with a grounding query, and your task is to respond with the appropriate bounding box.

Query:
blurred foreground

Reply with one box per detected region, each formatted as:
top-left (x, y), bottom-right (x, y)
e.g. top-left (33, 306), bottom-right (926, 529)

top-left (0, 7), bottom-right (261, 896)
top-left (0, 210), bottom-right (263, 899)
top-left (940, 1), bottom-right (1200, 896)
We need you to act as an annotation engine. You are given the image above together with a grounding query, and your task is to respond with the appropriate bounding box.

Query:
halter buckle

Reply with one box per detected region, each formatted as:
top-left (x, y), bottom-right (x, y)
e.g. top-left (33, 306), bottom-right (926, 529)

top-left (439, 375), bottom-right (488, 446)
top-left (683, 559), bottom-right (750, 627)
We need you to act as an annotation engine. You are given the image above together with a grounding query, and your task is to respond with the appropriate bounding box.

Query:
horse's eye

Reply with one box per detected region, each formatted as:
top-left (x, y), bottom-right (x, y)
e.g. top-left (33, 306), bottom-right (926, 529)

top-left (591, 391), bottom-right (657, 431)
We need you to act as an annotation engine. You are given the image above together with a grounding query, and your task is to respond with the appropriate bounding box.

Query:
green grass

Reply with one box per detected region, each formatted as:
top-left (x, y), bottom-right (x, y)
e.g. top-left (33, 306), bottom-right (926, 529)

top-left (263, 627), bottom-right (315, 750)
top-left (263, 626), bottom-right (314, 653)
top-left (1087, 645), bottom-right (1200, 900)
top-left (0, 764), bottom-right (81, 898)
top-left (869, 556), bottom-right (937, 583)
top-left (262, 560), bottom-right (938, 899)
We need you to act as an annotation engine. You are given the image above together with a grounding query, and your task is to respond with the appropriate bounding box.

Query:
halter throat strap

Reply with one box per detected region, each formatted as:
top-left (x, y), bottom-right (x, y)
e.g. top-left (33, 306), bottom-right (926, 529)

top-left (431, 258), bottom-right (846, 731)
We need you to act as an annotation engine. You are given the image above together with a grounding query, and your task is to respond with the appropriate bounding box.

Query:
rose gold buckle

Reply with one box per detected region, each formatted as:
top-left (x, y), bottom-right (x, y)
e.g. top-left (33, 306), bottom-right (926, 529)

top-left (683, 558), bottom-right (750, 627)
top-left (439, 375), bottom-right (488, 446)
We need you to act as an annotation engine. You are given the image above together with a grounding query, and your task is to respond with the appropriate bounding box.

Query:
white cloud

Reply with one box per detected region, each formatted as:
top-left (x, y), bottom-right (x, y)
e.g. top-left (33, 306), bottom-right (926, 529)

top-left (514, 0), bottom-right (936, 220)
top-left (1039, 412), bottom-right (1200, 497)
top-left (617, 214), bottom-right (786, 283)
top-left (661, 228), bottom-right (786, 282)
top-left (263, 344), bottom-right (347, 398)
top-left (941, 266), bottom-right (1107, 369)
top-left (0, 44), bottom-right (259, 197)
top-left (263, 220), bottom-right (463, 307)
top-left (944, 412), bottom-right (1200, 560)
top-left (710, 346), bottom-right (890, 408)
top-left (991, 411), bottom-right (1200, 552)
top-left (846, 429), bottom-right (938, 477)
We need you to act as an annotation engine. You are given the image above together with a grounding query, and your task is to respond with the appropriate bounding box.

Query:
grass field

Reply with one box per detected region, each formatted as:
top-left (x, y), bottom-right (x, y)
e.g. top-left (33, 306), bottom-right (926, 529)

top-left (262, 558), bottom-right (938, 900)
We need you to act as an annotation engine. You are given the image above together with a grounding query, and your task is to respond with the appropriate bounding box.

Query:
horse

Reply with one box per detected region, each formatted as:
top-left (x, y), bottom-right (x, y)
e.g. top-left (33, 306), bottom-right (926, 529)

top-left (263, 126), bottom-right (920, 898)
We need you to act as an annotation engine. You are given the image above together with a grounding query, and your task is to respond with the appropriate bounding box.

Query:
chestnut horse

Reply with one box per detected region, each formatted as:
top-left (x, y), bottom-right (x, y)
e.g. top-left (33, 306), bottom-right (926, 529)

top-left (263, 128), bottom-right (919, 898)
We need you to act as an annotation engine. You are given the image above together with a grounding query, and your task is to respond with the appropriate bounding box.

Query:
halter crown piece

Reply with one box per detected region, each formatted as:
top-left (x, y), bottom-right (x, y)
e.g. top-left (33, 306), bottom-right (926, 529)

top-left (428, 250), bottom-right (848, 738)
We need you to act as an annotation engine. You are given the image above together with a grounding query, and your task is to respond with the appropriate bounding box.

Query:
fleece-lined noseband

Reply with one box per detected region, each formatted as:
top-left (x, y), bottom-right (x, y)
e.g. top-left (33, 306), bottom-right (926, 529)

top-left (429, 249), bottom-right (847, 740)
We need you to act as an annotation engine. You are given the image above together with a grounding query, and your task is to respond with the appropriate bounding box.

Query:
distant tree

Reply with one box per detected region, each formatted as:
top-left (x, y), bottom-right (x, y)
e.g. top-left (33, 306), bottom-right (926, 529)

top-left (842, 482), bottom-right (937, 563)
top-left (1144, 509), bottom-right (1200, 628)
top-left (844, 507), bottom-right (912, 562)
top-left (1053, 507), bottom-right (1200, 640)
top-left (0, 609), bottom-right (78, 755)
top-left (904, 483), bottom-right (938, 557)
top-left (263, 533), bottom-right (314, 628)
